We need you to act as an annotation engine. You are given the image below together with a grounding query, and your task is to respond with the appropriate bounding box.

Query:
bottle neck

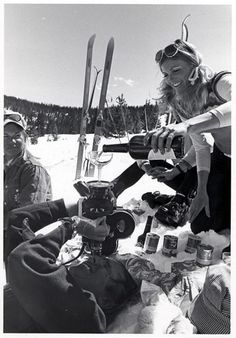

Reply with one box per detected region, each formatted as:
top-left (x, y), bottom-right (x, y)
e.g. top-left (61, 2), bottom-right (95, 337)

top-left (143, 216), bottom-right (153, 233)
top-left (102, 143), bottom-right (129, 153)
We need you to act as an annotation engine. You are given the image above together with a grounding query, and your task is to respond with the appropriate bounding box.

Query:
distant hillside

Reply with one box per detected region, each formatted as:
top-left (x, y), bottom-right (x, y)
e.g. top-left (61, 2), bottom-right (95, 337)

top-left (4, 95), bottom-right (161, 138)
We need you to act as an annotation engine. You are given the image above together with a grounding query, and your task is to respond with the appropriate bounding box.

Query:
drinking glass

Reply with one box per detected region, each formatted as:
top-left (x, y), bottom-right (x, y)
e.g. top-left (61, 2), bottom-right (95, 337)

top-left (88, 151), bottom-right (113, 181)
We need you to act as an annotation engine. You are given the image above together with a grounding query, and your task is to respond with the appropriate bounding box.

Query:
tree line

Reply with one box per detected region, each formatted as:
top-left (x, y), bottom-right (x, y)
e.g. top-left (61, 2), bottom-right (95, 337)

top-left (4, 95), bottom-right (167, 140)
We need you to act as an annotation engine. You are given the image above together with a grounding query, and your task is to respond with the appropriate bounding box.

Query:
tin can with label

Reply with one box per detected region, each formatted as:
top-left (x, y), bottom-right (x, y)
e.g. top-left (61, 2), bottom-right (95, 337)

top-left (162, 235), bottom-right (178, 257)
top-left (144, 232), bottom-right (160, 254)
top-left (185, 234), bottom-right (202, 253)
top-left (196, 244), bottom-right (214, 266)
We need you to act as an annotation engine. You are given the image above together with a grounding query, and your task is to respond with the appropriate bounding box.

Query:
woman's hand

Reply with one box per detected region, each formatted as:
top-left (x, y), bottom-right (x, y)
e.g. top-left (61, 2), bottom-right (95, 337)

top-left (188, 190), bottom-right (210, 223)
top-left (144, 122), bottom-right (189, 154)
top-left (146, 166), bottom-right (180, 181)
top-left (154, 167), bottom-right (181, 182)
top-left (145, 166), bottom-right (167, 177)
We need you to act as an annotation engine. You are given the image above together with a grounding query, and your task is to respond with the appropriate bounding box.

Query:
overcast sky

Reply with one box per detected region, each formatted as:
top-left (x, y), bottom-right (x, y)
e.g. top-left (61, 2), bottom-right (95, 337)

top-left (4, 3), bottom-right (232, 108)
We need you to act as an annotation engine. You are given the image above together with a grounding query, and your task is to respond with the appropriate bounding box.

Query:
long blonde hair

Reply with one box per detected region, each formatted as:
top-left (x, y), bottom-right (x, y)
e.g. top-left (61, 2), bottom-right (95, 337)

top-left (157, 41), bottom-right (214, 120)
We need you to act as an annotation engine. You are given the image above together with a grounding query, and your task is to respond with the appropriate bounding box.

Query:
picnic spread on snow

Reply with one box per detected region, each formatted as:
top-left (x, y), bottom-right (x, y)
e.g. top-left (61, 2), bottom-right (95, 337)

top-left (4, 12), bottom-right (231, 335)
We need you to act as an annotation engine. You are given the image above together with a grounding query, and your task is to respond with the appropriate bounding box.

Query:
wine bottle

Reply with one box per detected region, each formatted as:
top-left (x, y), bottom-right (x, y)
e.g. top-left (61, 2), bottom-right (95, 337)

top-left (136, 215), bottom-right (153, 247)
top-left (102, 134), bottom-right (184, 159)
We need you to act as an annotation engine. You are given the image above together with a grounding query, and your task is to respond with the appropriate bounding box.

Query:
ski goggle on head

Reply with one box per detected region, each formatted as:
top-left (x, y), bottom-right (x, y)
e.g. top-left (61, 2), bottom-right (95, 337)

top-left (155, 39), bottom-right (200, 65)
top-left (4, 111), bottom-right (27, 130)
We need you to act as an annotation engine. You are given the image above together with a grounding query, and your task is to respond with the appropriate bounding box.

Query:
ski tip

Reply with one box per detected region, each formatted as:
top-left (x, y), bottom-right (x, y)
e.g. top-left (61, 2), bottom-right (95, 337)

top-left (89, 34), bottom-right (96, 44)
top-left (106, 38), bottom-right (114, 53)
top-left (109, 37), bottom-right (114, 44)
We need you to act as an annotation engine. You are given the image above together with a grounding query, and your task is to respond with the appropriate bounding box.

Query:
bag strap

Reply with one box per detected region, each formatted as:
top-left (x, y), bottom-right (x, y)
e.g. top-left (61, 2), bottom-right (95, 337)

top-left (210, 71), bottom-right (231, 103)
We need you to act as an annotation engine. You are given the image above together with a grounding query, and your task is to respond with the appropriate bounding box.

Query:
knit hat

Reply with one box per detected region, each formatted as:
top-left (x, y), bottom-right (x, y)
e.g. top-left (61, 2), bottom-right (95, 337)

top-left (188, 264), bottom-right (230, 334)
top-left (4, 110), bottom-right (27, 130)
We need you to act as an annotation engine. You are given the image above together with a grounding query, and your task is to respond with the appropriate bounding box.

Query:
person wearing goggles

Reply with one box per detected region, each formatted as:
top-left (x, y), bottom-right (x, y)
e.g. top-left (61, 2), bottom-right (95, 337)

top-left (4, 110), bottom-right (53, 259)
top-left (144, 37), bottom-right (231, 237)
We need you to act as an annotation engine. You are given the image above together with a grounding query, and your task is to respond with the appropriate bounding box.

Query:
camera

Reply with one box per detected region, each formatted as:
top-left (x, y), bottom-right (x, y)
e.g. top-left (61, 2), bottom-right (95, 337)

top-left (74, 180), bottom-right (135, 255)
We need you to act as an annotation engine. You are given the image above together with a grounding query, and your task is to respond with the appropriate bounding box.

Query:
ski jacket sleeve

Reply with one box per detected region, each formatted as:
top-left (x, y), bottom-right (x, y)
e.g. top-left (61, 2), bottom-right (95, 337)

top-left (181, 145), bottom-right (196, 168)
top-left (7, 220), bottom-right (106, 333)
top-left (210, 74), bottom-right (231, 128)
top-left (179, 120), bottom-right (212, 173)
top-left (189, 133), bottom-right (211, 172)
top-left (5, 199), bottom-right (69, 259)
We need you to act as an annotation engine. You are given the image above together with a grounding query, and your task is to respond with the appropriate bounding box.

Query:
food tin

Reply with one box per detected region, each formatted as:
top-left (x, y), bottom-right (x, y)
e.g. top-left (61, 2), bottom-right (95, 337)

top-left (162, 235), bottom-right (178, 257)
top-left (196, 244), bottom-right (214, 266)
top-left (185, 234), bottom-right (202, 253)
top-left (143, 232), bottom-right (160, 254)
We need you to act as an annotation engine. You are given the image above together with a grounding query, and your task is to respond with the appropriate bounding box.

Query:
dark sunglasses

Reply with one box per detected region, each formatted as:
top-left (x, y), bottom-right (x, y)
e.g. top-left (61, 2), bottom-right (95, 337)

top-left (155, 40), bottom-right (196, 64)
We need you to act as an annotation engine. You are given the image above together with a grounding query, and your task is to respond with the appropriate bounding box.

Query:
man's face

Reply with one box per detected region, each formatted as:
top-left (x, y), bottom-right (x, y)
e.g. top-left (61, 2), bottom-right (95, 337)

top-left (4, 123), bottom-right (25, 157)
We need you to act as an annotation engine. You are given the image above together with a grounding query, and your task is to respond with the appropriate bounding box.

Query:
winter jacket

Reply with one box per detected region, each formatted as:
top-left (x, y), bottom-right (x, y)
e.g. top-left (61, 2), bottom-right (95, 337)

top-left (4, 150), bottom-right (52, 228)
top-left (7, 199), bottom-right (106, 333)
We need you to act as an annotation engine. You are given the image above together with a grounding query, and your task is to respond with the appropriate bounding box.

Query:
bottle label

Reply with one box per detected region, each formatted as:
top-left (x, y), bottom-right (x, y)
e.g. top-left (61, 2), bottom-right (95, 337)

top-left (148, 149), bottom-right (177, 160)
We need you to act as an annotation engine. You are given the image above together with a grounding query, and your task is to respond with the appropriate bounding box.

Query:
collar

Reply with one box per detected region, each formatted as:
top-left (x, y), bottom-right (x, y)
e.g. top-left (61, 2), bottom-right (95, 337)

top-left (4, 150), bottom-right (26, 170)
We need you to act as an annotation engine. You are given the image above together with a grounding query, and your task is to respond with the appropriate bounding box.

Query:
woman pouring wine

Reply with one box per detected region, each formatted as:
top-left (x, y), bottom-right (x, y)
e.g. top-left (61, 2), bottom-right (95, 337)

top-left (144, 20), bottom-right (231, 235)
top-left (78, 16), bottom-right (231, 236)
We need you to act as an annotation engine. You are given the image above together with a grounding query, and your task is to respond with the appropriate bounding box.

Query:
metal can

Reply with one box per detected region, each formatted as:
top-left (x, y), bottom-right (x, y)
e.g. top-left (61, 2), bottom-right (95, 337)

top-left (185, 234), bottom-right (202, 253)
top-left (144, 232), bottom-right (160, 254)
top-left (162, 235), bottom-right (178, 257)
top-left (196, 244), bottom-right (214, 266)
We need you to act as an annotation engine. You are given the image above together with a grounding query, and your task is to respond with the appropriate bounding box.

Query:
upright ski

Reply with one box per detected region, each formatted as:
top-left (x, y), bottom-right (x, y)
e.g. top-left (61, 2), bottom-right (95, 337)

top-left (86, 37), bottom-right (114, 177)
top-left (75, 34), bottom-right (96, 180)
top-left (83, 66), bottom-right (102, 175)
top-left (88, 66), bottom-right (102, 115)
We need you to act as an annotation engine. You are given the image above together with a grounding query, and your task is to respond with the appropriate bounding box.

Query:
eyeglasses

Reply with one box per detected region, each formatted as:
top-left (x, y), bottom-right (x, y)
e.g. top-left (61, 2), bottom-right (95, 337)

top-left (155, 40), bottom-right (197, 64)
